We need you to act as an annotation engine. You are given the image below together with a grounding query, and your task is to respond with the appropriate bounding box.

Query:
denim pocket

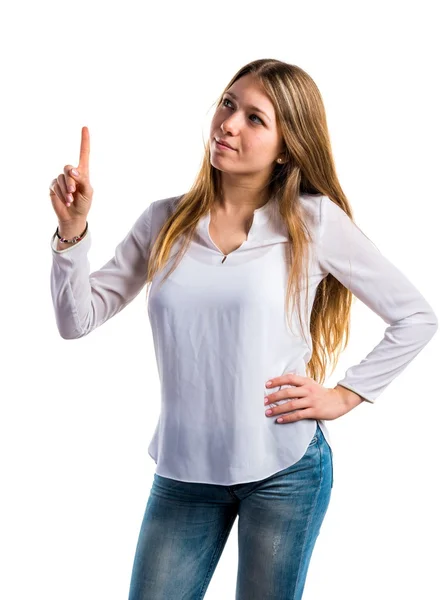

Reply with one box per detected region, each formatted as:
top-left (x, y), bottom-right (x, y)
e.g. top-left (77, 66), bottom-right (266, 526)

top-left (316, 425), bottom-right (334, 488)
top-left (308, 431), bottom-right (318, 447)
top-left (309, 422), bottom-right (323, 447)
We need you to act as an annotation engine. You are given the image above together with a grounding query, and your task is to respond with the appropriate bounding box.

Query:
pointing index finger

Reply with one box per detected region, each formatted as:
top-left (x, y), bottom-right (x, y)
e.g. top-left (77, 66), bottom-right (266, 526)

top-left (78, 126), bottom-right (90, 173)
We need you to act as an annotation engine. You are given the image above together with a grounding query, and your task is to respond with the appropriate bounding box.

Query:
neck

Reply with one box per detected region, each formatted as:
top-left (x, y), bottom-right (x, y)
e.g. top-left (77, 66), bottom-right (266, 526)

top-left (217, 177), bottom-right (270, 215)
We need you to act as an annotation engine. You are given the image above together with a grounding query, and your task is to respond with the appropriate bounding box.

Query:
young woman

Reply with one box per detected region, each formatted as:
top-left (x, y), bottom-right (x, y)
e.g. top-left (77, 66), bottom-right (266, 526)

top-left (49, 58), bottom-right (438, 599)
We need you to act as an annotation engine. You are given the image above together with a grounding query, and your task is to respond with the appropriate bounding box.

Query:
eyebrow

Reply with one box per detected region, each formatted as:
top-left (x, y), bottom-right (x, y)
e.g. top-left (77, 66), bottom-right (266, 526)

top-left (224, 91), bottom-right (271, 122)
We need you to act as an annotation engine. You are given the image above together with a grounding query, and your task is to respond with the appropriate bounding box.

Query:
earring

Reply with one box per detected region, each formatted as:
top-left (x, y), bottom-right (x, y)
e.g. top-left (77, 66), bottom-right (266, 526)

top-left (277, 158), bottom-right (283, 163)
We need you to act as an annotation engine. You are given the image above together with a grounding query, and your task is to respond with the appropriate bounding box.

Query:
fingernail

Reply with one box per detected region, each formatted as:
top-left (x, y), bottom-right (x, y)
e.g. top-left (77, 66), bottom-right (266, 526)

top-left (71, 169), bottom-right (79, 176)
top-left (266, 381), bottom-right (273, 387)
top-left (68, 185), bottom-right (75, 193)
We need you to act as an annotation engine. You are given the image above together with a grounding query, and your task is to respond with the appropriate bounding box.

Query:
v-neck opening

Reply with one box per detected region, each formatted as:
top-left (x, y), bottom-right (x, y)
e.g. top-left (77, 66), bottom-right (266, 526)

top-left (206, 221), bottom-right (248, 257)
top-left (205, 198), bottom-right (276, 258)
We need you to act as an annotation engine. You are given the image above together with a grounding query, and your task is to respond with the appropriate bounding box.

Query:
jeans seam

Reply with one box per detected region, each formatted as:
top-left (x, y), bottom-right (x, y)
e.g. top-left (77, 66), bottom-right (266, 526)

top-left (292, 437), bottom-right (323, 597)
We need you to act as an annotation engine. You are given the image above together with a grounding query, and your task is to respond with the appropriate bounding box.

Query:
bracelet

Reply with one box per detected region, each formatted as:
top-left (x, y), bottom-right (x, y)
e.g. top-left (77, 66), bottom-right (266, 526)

top-left (55, 221), bottom-right (89, 244)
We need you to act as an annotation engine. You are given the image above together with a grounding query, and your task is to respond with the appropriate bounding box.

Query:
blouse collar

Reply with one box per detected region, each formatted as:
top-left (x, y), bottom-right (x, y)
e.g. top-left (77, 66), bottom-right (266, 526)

top-left (195, 196), bottom-right (289, 252)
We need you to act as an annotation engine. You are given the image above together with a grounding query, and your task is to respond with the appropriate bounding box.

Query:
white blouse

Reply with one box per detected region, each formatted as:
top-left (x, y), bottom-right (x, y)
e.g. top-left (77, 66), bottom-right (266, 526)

top-left (50, 193), bottom-right (438, 485)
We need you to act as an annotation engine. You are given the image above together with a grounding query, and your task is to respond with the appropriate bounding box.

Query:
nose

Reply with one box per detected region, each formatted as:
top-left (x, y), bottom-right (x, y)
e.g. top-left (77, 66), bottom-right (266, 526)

top-left (220, 112), bottom-right (241, 135)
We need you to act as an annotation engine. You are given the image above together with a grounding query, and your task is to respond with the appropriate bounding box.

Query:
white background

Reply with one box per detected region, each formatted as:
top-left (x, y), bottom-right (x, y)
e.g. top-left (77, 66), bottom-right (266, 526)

top-left (1, 0), bottom-right (443, 598)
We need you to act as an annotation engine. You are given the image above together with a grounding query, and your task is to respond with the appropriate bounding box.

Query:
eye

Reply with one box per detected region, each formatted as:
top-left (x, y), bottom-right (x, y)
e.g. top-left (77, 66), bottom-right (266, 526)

top-left (250, 114), bottom-right (264, 125)
top-left (221, 98), bottom-right (264, 125)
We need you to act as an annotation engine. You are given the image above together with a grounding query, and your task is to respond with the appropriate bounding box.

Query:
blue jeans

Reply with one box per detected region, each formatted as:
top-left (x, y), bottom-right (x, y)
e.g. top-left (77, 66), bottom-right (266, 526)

top-left (128, 423), bottom-right (333, 600)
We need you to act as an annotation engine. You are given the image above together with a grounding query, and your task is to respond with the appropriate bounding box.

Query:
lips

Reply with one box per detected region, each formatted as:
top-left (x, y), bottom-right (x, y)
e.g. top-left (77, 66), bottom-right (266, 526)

top-left (215, 138), bottom-right (235, 150)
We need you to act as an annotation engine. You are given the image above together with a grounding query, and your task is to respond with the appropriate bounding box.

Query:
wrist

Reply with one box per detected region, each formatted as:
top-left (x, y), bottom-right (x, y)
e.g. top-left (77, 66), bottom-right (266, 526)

top-left (55, 220), bottom-right (88, 251)
top-left (58, 219), bottom-right (87, 238)
top-left (334, 384), bottom-right (364, 410)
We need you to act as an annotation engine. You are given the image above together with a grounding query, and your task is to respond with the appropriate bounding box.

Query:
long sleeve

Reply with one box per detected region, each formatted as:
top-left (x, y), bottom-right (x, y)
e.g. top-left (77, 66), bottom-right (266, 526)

top-left (50, 203), bottom-right (154, 339)
top-left (317, 195), bottom-right (439, 403)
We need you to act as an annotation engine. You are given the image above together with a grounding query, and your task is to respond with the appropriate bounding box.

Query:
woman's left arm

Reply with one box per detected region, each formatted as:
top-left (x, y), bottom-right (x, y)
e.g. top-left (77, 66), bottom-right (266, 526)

top-left (317, 195), bottom-right (439, 404)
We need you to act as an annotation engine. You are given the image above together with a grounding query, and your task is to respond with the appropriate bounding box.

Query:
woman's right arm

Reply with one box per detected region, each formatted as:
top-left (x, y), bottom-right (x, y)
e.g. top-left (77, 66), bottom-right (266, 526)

top-left (50, 204), bottom-right (153, 339)
top-left (49, 126), bottom-right (155, 340)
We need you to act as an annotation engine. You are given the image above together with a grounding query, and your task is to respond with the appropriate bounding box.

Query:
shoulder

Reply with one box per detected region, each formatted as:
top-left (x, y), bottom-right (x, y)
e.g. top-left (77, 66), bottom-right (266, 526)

top-left (300, 194), bottom-right (355, 240)
top-left (299, 193), bottom-right (347, 224)
top-left (298, 192), bottom-right (325, 235)
top-left (131, 194), bottom-right (184, 247)
top-left (143, 193), bottom-right (184, 233)
top-left (298, 194), bottom-right (358, 253)
top-left (147, 193), bottom-right (183, 221)
top-left (299, 192), bottom-right (323, 216)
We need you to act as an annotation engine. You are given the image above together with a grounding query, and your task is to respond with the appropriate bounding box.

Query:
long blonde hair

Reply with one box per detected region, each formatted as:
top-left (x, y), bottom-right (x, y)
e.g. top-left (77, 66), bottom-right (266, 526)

top-left (145, 58), bottom-right (356, 386)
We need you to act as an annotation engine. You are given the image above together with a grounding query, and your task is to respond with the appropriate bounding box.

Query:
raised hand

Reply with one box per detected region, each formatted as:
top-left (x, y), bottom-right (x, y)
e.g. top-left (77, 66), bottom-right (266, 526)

top-left (49, 126), bottom-right (94, 225)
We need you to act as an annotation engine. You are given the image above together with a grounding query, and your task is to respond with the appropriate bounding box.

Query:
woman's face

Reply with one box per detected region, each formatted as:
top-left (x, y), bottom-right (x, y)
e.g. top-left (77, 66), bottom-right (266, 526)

top-left (209, 74), bottom-right (285, 177)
